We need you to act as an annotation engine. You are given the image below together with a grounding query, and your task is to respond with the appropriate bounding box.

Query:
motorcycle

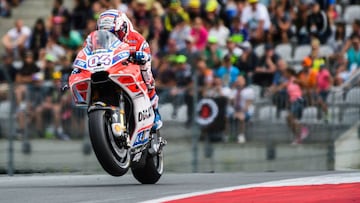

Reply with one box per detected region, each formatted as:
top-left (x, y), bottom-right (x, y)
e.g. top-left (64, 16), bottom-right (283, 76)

top-left (68, 30), bottom-right (166, 184)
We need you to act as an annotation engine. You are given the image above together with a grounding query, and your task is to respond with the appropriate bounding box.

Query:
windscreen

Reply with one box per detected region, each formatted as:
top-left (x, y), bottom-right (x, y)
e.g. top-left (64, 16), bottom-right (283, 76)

top-left (90, 30), bottom-right (119, 52)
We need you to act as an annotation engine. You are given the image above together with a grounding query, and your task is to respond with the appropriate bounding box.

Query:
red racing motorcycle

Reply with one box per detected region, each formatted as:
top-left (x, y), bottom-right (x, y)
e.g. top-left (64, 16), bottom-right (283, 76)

top-left (68, 30), bottom-right (166, 184)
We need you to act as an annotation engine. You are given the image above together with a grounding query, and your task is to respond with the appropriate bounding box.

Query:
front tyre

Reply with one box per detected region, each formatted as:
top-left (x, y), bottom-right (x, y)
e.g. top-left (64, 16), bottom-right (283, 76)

top-left (88, 110), bottom-right (130, 176)
top-left (131, 137), bottom-right (164, 184)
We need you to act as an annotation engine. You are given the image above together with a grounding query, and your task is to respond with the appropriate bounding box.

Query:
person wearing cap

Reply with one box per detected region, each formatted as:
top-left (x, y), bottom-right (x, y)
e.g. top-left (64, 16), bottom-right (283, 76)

top-left (203, 36), bottom-right (223, 70)
top-left (186, 0), bottom-right (201, 19)
top-left (223, 36), bottom-right (243, 65)
top-left (297, 56), bottom-right (318, 106)
top-left (171, 55), bottom-right (192, 120)
top-left (164, 0), bottom-right (190, 32)
top-left (241, 0), bottom-right (271, 44)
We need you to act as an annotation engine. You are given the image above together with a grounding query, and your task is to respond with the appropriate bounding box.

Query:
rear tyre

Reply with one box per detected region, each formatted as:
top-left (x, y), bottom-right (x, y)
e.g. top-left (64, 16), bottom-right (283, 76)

top-left (88, 110), bottom-right (130, 176)
top-left (131, 139), bottom-right (164, 184)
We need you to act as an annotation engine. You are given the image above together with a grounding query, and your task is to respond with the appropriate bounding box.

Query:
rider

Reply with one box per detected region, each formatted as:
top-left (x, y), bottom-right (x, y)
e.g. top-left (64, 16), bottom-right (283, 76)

top-left (95, 9), bottom-right (162, 131)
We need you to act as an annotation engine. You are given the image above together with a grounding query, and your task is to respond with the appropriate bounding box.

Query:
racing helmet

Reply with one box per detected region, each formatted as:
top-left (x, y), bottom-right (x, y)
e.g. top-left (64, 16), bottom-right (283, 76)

top-left (97, 9), bottom-right (132, 40)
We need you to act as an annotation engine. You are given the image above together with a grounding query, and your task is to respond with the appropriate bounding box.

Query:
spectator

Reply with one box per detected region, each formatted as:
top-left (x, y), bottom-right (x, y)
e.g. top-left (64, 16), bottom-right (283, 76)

top-left (190, 17), bottom-right (209, 51)
top-left (236, 41), bottom-right (259, 84)
top-left (270, 5), bottom-right (293, 44)
top-left (229, 17), bottom-right (249, 44)
top-left (230, 75), bottom-right (255, 143)
top-left (202, 36), bottom-right (223, 70)
top-left (208, 18), bottom-right (230, 50)
top-left (169, 18), bottom-right (191, 52)
top-left (340, 19), bottom-right (360, 56)
top-left (298, 56), bottom-right (318, 106)
top-left (253, 43), bottom-right (279, 88)
top-left (111, 0), bottom-right (128, 14)
top-left (241, 0), bottom-right (271, 45)
top-left (29, 18), bottom-right (48, 60)
top-left (0, 0), bottom-right (11, 17)
top-left (316, 63), bottom-right (332, 121)
top-left (268, 59), bottom-right (288, 118)
top-left (337, 34), bottom-right (360, 84)
top-left (132, 0), bottom-right (152, 37)
top-left (0, 53), bottom-right (17, 83)
top-left (171, 55), bottom-right (192, 119)
top-left (163, 0), bottom-right (190, 33)
top-left (223, 36), bottom-right (243, 65)
top-left (2, 19), bottom-right (31, 58)
top-left (147, 15), bottom-right (167, 55)
top-left (327, 20), bottom-right (347, 53)
top-left (187, 57), bottom-right (214, 126)
top-left (58, 25), bottom-right (83, 50)
top-left (186, 0), bottom-right (202, 19)
top-left (14, 52), bottom-right (41, 138)
top-left (45, 36), bottom-right (66, 62)
top-left (309, 38), bottom-right (325, 72)
top-left (283, 68), bottom-right (308, 145)
top-left (179, 35), bottom-right (201, 70)
top-left (49, 0), bottom-right (71, 31)
top-left (215, 54), bottom-right (241, 87)
top-left (203, 0), bottom-right (219, 28)
top-left (71, 0), bottom-right (93, 32)
top-left (306, 1), bottom-right (332, 44)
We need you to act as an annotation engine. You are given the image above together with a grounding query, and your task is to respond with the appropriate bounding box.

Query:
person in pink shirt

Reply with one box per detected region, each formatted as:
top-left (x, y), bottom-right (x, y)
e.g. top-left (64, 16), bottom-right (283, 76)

top-left (190, 17), bottom-right (208, 51)
top-left (281, 68), bottom-right (308, 145)
top-left (317, 64), bottom-right (333, 121)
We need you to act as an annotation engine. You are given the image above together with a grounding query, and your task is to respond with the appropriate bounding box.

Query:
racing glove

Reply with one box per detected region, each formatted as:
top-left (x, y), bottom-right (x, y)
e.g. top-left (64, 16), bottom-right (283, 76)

top-left (134, 51), bottom-right (150, 65)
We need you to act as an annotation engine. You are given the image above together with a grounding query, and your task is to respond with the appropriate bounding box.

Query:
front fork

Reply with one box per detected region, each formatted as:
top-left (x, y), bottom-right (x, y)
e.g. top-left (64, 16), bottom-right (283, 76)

top-left (110, 91), bottom-right (130, 148)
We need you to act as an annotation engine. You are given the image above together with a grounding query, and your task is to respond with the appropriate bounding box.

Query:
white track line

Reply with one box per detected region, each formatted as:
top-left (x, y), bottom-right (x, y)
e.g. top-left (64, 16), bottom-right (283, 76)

top-left (141, 173), bottom-right (360, 203)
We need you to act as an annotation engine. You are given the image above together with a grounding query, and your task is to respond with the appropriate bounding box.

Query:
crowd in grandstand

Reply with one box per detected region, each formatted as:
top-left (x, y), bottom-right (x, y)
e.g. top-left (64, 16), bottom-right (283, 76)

top-left (0, 0), bottom-right (360, 144)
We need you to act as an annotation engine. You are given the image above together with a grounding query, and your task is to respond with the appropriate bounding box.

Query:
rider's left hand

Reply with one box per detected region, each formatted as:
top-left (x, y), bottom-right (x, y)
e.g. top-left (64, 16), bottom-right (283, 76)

top-left (134, 51), bottom-right (149, 65)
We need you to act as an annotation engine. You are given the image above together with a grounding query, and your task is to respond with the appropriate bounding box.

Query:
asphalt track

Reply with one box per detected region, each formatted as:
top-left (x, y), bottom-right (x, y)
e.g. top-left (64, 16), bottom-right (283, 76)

top-left (0, 171), bottom-right (353, 203)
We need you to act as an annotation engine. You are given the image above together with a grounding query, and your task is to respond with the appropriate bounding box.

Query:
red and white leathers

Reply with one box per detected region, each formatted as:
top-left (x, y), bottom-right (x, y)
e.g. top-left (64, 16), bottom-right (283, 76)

top-left (97, 9), bottom-right (162, 130)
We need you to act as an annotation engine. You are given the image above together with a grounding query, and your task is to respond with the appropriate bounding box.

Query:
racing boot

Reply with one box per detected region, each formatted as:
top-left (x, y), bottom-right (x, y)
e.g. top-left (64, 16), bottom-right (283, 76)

top-left (150, 94), bottom-right (163, 132)
top-left (152, 108), bottom-right (163, 131)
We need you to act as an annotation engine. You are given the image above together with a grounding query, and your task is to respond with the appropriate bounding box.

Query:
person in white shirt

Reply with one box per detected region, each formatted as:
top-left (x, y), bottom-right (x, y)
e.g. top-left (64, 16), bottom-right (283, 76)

top-left (241, 0), bottom-right (271, 44)
top-left (2, 19), bottom-right (31, 58)
top-left (230, 75), bottom-right (255, 143)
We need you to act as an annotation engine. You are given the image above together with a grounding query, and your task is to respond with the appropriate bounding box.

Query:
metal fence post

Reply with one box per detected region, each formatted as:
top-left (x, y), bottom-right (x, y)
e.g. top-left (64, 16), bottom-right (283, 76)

top-left (0, 64), bottom-right (16, 176)
top-left (192, 64), bottom-right (199, 173)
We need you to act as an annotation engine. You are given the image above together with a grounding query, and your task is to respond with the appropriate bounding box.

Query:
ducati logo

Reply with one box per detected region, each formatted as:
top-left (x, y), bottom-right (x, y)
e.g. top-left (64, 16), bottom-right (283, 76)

top-left (138, 106), bottom-right (152, 122)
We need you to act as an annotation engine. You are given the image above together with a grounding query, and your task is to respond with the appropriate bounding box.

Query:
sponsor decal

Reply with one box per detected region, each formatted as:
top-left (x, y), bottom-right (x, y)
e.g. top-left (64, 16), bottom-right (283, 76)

top-left (133, 131), bottom-right (148, 146)
top-left (138, 106), bottom-right (152, 122)
top-left (73, 60), bottom-right (87, 69)
top-left (112, 51), bottom-right (130, 64)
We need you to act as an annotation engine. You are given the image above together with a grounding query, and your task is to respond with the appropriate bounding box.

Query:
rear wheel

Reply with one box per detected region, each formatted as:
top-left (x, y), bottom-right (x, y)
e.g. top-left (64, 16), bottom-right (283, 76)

top-left (88, 110), bottom-right (130, 176)
top-left (131, 134), bottom-right (164, 184)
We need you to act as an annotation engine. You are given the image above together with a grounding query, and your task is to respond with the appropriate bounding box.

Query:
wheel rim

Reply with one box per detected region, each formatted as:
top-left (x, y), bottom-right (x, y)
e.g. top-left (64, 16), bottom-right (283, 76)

top-left (105, 112), bottom-right (130, 168)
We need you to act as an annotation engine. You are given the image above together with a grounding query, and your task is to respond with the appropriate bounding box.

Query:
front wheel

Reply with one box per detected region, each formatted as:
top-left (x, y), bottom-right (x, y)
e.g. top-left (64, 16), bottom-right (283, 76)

top-left (88, 110), bottom-right (130, 176)
top-left (131, 134), bottom-right (164, 184)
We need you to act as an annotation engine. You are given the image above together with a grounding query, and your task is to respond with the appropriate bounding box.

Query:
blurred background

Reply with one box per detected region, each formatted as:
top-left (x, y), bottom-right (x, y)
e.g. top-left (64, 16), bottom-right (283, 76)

top-left (0, 0), bottom-right (360, 175)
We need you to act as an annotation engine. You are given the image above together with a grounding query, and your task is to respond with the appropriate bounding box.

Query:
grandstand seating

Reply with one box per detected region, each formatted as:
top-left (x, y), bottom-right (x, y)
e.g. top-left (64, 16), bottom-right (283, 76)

top-left (275, 43), bottom-right (293, 63)
top-left (343, 5), bottom-right (360, 24)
